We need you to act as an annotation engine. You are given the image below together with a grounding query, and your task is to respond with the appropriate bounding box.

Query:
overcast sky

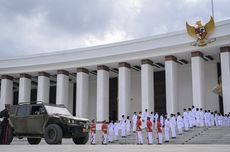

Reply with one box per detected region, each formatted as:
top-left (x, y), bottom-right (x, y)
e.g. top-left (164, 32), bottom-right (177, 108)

top-left (0, 0), bottom-right (229, 58)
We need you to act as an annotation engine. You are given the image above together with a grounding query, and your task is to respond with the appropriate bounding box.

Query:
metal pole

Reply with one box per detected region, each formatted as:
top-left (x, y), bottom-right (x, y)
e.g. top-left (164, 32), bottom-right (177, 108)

top-left (211, 0), bottom-right (214, 19)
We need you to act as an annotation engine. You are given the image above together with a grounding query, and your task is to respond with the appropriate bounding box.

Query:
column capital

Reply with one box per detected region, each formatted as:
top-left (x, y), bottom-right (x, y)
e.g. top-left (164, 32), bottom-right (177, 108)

top-left (77, 68), bottom-right (89, 74)
top-left (38, 72), bottom-right (50, 77)
top-left (118, 62), bottom-right (131, 68)
top-left (191, 51), bottom-right (204, 58)
top-left (165, 55), bottom-right (177, 62)
top-left (57, 70), bottom-right (69, 76)
top-left (20, 73), bottom-right (31, 79)
top-left (97, 65), bottom-right (110, 71)
top-left (141, 59), bottom-right (153, 65)
top-left (1, 75), bottom-right (13, 80)
top-left (220, 46), bottom-right (230, 53)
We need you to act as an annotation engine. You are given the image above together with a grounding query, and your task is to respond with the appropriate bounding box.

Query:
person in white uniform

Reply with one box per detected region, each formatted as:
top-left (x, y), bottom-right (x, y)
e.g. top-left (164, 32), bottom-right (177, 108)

top-left (177, 112), bottom-right (183, 135)
top-left (113, 120), bottom-right (119, 141)
top-left (108, 120), bottom-right (114, 143)
top-left (199, 108), bottom-right (205, 127)
top-left (195, 108), bottom-right (200, 127)
top-left (188, 108), bottom-right (193, 128)
top-left (164, 116), bottom-right (170, 142)
top-left (154, 112), bottom-right (159, 128)
top-left (170, 114), bottom-right (177, 139)
top-left (183, 109), bottom-right (189, 131)
top-left (192, 106), bottom-right (196, 127)
top-left (132, 112), bottom-right (137, 132)
top-left (126, 116), bottom-right (131, 136)
top-left (120, 115), bottom-right (126, 138)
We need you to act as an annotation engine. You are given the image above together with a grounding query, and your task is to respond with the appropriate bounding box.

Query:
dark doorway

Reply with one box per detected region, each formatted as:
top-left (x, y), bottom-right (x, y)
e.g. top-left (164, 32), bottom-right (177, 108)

top-left (109, 77), bottom-right (118, 122)
top-left (154, 71), bottom-right (166, 115)
top-left (73, 83), bottom-right (76, 116)
top-left (217, 62), bottom-right (223, 114)
top-left (31, 89), bottom-right (37, 103)
top-left (13, 91), bottom-right (18, 105)
top-left (49, 86), bottom-right (56, 104)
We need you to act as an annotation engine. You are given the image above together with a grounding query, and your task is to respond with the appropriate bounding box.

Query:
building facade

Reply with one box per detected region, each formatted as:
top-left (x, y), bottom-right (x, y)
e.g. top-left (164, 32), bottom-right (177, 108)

top-left (0, 19), bottom-right (230, 123)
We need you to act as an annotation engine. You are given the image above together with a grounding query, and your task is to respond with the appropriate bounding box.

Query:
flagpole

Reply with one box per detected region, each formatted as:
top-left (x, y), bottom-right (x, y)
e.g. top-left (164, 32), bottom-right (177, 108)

top-left (211, 0), bottom-right (214, 19)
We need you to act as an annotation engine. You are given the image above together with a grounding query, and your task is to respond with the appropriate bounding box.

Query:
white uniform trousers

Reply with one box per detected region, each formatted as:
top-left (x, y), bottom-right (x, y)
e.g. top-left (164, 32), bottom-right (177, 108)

top-left (132, 123), bottom-right (137, 132)
top-left (137, 131), bottom-right (143, 144)
top-left (90, 132), bottom-right (96, 144)
top-left (121, 127), bottom-right (126, 137)
top-left (164, 129), bottom-right (170, 141)
top-left (102, 133), bottom-right (107, 145)
top-left (178, 127), bottom-right (183, 135)
top-left (108, 131), bottom-right (113, 142)
top-left (171, 127), bottom-right (176, 138)
top-left (147, 132), bottom-right (153, 144)
top-left (184, 121), bottom-right (189, 131)
top-left (189, 120), bottom-right (193, 128)
top-left (158, 132), bottom-right (163, 144)
top-left (126, 126), bottom-right (130, 136)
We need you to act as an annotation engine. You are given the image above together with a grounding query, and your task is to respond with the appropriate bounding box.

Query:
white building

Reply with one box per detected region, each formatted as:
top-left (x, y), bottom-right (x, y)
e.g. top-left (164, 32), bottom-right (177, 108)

top-left (0, 19), bottom-right (230, 123)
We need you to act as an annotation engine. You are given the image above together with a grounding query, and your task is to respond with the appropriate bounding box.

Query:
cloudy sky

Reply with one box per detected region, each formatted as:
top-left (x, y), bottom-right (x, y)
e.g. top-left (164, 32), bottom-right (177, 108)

top-left (0, 0), bottom-right (229, 58)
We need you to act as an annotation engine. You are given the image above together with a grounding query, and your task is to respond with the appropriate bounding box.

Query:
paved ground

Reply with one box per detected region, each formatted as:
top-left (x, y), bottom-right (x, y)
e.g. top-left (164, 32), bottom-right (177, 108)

top-left (1, 126), bottom-right (230, 152)
top-left (1, 145), bottom-right (230, 152)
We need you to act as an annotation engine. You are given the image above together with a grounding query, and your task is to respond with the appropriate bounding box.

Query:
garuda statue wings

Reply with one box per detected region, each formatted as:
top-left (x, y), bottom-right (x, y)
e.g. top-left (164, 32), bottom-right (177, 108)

top-left (186, 16), bottom-right (215, 46)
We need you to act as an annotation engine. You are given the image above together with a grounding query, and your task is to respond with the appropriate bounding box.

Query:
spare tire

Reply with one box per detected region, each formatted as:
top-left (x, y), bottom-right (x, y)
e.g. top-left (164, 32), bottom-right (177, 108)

top-left (27, 138), bottom-right (41, 145)
top-left (0, 125), bottom-right (14, 145)
top-left (72, 133), bottom-right (89, 144)
top-left (44, 124), bottom-right (63, 144)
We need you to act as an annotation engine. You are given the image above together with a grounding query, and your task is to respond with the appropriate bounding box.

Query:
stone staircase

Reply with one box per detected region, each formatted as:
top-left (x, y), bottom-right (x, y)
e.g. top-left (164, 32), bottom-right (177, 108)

top-left (11, 126), bottom-right (230, 145)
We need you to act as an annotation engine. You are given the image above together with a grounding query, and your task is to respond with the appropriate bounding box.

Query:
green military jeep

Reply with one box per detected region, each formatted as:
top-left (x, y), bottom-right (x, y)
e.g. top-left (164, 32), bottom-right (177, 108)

top-left (8, 102), bottom-right (89, 145)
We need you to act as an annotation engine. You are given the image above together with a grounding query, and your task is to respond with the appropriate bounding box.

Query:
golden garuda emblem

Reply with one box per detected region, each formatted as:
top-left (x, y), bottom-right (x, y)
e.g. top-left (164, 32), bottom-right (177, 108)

top-left (186, 16), bottom-right (215, 46)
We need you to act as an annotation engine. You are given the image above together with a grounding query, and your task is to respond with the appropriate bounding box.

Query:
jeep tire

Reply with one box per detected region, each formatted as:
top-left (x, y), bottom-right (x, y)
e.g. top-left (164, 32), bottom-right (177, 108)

top-left (72, 133), bottom-right (89, 144)
top-left (44, 124), bottom-right (63, 144)
top-left (27, 138), bottom-right (41, 145)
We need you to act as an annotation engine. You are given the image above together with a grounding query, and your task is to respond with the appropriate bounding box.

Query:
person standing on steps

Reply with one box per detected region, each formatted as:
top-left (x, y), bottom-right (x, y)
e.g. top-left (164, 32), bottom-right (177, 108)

top-left (90, 119), bottom-right (96, 145)
top-left (136, 116), bottom-right (143, 145)
top-left (146, 117), bottom-right (153, 145)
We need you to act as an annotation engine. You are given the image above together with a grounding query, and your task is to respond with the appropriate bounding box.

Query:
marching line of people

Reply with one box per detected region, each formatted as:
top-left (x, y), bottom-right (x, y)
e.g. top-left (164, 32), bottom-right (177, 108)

top-left (89, 107), bottom-right (230, 145)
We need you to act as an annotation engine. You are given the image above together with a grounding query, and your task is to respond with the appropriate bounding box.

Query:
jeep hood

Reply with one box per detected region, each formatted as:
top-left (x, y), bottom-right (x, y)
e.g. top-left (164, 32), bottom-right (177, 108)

top-left (55, 114), bottom-right (89, 122)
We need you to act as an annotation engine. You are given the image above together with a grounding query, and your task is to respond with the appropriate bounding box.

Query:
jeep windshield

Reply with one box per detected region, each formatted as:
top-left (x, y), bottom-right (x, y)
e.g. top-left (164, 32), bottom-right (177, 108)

top-left (45, 105), bottom-right (72, 116)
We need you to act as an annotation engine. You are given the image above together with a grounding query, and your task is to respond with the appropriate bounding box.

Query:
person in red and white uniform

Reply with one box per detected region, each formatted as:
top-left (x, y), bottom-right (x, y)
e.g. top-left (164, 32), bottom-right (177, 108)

top-left (157, 118), bottom-right (163, 145)
top-left (136, 116), bottom-right (143, 145)
top-left (101, 120), bottom-right (108, 145)
top-left (146, 117), bottom-right (153, 144)
top-left (90, 119), bottom-right (96, 145)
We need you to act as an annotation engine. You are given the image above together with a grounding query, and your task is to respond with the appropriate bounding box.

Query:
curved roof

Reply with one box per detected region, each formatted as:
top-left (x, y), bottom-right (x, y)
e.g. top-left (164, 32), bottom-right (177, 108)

top-left (0, 19), bottom-right (230, 76)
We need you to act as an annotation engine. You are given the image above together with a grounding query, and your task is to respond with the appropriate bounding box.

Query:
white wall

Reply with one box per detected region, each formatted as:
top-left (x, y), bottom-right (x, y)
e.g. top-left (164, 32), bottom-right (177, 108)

top-left (205, 62), bottom-right (219, 111)
top-left (177, 62), bottom-right (219, 113)
top-left (178, 64), bottom-right (193, 112)
top-left (130, 70), bottom-right (141, 116)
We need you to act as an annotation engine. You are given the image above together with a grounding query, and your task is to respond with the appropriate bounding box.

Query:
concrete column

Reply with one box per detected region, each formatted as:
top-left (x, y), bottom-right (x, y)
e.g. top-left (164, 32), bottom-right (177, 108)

top-left (56, 70), bottom-right (69, 108)
top-left (165, 56), bottom-right (178, 115)
top-left (118, 62), bottom-right (131, 120)
top-left (76, 68), bottom-right (89, 118)
top-left (0, 75), bottom-right (13, 111)
top-left (68, 81), bottom-right (74, 114)
top-left (37, 72), bottom-right (50, 103)
top-left (220, 46), bottom-right (230, 114)
top-left (141, 59), bottom-right (154, 113)
top-left (18, 74), bottom-right (31, 103)
top-left (191, 51), bottom-right (205, 108)
top-left (97, 65), bottom-right (109, 122)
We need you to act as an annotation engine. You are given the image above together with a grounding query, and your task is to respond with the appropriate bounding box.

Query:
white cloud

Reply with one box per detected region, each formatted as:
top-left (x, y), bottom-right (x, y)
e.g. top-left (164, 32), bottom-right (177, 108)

top-left (0, 0), bottom-right (229, 58)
